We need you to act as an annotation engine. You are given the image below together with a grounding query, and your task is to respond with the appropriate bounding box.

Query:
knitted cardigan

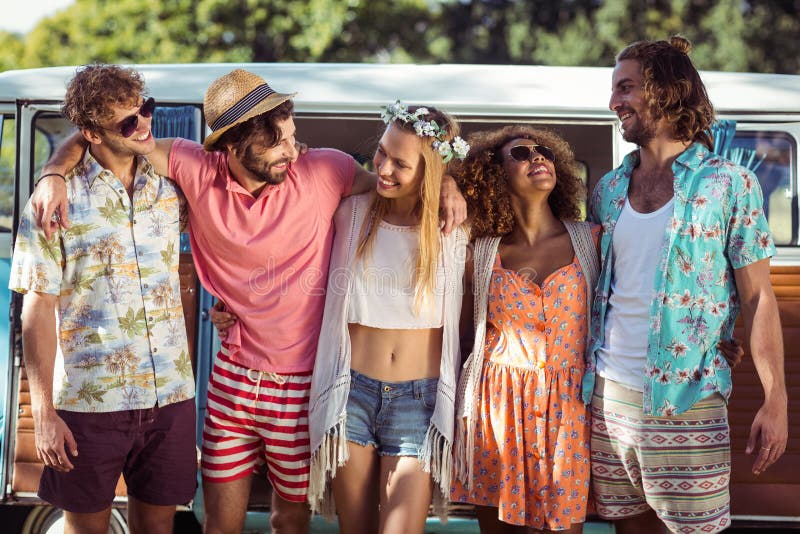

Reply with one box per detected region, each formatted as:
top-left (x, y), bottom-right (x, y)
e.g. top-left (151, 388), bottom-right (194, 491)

top-left (308, 193), bottom-right (468, 518)
top-left (453, 221), bottom-right (599, 488)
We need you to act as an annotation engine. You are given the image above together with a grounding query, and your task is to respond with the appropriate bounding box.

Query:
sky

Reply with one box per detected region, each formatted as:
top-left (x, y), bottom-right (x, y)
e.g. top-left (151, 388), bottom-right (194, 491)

top-left (0, 0), bottom-right (74, 34)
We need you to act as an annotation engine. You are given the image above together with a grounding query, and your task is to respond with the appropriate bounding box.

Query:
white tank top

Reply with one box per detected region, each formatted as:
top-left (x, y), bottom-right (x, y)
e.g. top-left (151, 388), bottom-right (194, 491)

top-left (596, 196), bottom-right (674, 391)
top-left (347, 220), bottom-right (445, 329)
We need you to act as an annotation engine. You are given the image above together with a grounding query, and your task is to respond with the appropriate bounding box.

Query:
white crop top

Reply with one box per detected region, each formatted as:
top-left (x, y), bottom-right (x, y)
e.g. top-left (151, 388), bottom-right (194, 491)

top-left (347, 220), bottom-right (445, 329)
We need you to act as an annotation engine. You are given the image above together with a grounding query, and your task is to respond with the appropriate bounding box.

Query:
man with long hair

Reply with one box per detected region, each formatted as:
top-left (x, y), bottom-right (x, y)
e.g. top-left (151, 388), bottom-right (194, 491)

top-left (585, 36), bottom-right (788, 533)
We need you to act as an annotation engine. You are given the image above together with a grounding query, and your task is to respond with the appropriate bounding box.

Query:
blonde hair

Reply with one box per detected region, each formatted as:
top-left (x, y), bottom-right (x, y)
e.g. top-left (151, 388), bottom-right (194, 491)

top-left (356, 106), bottom-right (458, 313)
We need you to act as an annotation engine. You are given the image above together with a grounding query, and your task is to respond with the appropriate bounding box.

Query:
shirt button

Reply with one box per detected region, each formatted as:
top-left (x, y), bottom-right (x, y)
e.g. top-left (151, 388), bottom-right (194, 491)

top-left (152, 347), bottom-right (158, 353)
top-left (143, 283), bottom-right (149, 289)
top-left (148, 317), bottom-right (154, 322)
top-left (138, 251), bottom-right (143, 256)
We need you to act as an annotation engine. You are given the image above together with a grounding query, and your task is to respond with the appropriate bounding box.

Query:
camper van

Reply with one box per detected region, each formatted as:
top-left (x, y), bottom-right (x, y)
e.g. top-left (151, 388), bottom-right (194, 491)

top-left (0, 63), bottom-right (797, 533)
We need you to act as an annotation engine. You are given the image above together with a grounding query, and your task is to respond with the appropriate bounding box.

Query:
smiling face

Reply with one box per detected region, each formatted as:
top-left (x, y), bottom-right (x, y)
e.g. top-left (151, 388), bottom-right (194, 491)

top-left (609, 59), bottom-right (660, 147)
top-left (93, 97), bottom-right (156, 157)
top-left (501, 137), bottom-right (557, 196)
top-left (373, 123), bottom-right (425, 202)
top-left (235, 116), bottom-right (298, 185)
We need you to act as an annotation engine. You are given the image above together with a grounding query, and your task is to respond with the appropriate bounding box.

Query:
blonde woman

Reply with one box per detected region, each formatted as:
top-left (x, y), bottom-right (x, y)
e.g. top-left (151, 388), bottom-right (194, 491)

top-left (306, 103), bottom-right (468, 534)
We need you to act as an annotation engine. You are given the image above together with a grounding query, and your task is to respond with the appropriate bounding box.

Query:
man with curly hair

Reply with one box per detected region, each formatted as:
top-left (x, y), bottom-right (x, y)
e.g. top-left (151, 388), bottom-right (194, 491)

top-left (10, 64), bottom-right (196, 534)
top-left (585, 36), bottom-right (788, 533)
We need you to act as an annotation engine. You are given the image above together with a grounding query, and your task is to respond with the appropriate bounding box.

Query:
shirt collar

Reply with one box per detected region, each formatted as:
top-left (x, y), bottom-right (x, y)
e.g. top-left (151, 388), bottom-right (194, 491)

top-left (673, 142), bottom-right (710, 172)
top-left (224, 158), bottom-right (291, 199)
top-left (81, 150), bottom-right (157, 191)
top-left (619, 141), bottom-right (710, 178)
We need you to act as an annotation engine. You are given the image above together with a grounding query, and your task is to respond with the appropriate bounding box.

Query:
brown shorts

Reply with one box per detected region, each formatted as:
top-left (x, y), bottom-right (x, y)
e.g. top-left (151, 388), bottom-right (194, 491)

top-left (39, 398), bottom-right (197, 513)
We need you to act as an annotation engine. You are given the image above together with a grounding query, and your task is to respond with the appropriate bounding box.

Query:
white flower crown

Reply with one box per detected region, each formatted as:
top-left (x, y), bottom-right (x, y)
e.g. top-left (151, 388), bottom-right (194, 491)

top-left (380, 100), bottom-right (470, 163)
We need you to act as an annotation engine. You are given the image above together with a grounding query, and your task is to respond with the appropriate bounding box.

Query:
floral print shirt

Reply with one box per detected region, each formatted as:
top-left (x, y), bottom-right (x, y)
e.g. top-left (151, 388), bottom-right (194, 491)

top-left (583, 142), bottom-right (775, 415)
top-left (10, 151), bottom-right (194, 412)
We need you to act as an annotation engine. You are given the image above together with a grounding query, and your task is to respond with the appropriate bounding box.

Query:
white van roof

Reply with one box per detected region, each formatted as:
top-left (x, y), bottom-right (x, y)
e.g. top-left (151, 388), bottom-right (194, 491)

top-left (1, 63), bottom-right (799, 117)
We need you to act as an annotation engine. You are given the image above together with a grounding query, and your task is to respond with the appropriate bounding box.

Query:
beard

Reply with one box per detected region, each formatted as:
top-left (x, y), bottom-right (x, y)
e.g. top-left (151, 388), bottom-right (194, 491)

top-left (240, 144), bottom-right (290, 185)
top-left (621, 108), bottom-right (658, 147)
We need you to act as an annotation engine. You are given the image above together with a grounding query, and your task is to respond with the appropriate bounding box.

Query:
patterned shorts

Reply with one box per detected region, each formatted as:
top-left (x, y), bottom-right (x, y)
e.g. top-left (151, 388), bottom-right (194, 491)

top-left (590, 376), bottom-right (731, 534)
top-left (201, 351), bottom-right (311, 503)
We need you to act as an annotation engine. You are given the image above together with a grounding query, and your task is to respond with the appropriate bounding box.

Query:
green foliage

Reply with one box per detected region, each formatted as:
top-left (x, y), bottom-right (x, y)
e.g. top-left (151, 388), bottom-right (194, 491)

top-left (98, 197), bottom-right (127, 225)
top-left (0, 31), bottom-right (24, 73)
top-left (0, 0), bottom-right (798, 73)
top-left (77, 380), bottom-right (105, 404)
top-left (161, 241), bottom-right (175, 268)
top-left (175, 350), bottom-right (192, 378)
top-left (118, 307), bottom-right (147, 337)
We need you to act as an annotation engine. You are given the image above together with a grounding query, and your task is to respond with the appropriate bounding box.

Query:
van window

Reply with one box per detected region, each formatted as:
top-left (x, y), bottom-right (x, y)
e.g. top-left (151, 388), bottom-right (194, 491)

top-left (0, 116), bottom-right (15, 231)
top-left (32, 114), bottom-right (75, 182)
top-left (730, 131), bottom-right (796, 245)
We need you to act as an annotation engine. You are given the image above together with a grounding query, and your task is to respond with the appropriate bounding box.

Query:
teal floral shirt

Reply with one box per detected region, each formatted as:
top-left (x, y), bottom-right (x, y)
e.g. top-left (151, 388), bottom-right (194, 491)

top-left (10, 151), bottom-right (194, 412)
top-left (583, 143), bottom-right (776, 415)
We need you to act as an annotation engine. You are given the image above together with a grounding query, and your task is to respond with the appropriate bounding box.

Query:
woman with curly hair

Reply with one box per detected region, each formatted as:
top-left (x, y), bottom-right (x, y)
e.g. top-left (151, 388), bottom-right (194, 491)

top-left (451, 125), bottom-right (599, 533)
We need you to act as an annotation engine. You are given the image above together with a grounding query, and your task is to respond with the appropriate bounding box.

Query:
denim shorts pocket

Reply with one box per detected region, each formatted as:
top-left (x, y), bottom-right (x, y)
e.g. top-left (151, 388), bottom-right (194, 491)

top-left (418, 381), bottom-right (438, 410)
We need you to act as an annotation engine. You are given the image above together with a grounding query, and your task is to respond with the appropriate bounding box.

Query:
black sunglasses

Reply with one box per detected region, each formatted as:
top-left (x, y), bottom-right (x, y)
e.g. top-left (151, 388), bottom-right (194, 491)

top-left (508, 144), bottom-right (556, 163)
top-left (102, 97), bottom-right (156, 138)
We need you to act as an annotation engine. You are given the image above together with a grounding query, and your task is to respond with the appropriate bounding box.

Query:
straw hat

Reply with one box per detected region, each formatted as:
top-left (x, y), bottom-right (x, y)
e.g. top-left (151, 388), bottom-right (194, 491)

top-left (203, 69), bottom-right (297, 150)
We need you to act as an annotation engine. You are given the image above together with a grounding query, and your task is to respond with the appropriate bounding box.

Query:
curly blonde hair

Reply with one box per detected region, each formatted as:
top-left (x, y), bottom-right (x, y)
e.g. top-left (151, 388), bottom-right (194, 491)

top-left (616, 35), bottom-right (715, 150)
top-left (452, 125), bottom-right (585, 239)
top-left (62, 64), bottom-right (145, 132)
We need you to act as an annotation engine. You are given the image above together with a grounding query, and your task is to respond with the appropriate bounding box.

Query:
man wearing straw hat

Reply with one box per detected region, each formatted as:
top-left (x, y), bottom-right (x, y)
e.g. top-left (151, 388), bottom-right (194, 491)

top-left (32, 67), bottom-right (466, 534)
top-left (586, 36), bottom-right (787, 534)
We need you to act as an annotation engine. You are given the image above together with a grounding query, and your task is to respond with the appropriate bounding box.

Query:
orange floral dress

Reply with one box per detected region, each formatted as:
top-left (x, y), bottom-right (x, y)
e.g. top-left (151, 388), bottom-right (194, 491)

top-left (451, 250), bottom-right (592, 529)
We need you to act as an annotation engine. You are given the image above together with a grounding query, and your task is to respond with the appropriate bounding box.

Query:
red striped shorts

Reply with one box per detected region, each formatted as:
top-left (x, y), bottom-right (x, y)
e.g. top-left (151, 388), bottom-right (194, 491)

top-left (201, 351), bottom-right (311, 502)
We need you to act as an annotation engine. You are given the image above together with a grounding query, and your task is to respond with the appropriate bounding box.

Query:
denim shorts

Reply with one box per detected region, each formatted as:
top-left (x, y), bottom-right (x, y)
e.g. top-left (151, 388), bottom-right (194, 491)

top-left (345, 369), bottom-right (438, 456)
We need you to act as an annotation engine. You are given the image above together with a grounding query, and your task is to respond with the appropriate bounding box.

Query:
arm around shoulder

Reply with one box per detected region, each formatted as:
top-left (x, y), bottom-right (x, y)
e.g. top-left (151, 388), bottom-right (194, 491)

top-left (149, 137), bottom-right (177, 177)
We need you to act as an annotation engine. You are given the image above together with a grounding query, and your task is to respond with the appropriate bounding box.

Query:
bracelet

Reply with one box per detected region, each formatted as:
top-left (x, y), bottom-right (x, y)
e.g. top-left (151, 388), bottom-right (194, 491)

top-left (35, 173), bottom-right (66, 187)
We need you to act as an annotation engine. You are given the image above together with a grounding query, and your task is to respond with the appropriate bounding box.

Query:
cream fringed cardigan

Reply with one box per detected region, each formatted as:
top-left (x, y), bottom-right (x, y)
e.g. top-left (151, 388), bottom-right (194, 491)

top-left (308, 193), bottom-right (468, 519)
top-left (453, 221), bottom-right (599, 489)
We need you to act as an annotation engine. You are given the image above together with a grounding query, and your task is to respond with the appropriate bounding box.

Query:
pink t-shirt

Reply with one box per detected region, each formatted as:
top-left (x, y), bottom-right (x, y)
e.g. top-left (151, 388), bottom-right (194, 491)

top-left (169, 139), bottom-right (355, 372)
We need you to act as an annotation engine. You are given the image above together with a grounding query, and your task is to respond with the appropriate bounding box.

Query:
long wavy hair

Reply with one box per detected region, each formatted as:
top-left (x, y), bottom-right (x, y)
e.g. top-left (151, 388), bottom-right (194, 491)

top-left (452, 125), bottom-right (584, 239)
top-left (356, 106), bottom-right (459, 313)
top-left (617, 35), bottom-right (715, 150)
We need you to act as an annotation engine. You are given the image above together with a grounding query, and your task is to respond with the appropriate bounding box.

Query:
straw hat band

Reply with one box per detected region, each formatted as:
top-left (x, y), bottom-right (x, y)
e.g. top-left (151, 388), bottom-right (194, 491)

top-left (209, 83), bottom-right (277, 132)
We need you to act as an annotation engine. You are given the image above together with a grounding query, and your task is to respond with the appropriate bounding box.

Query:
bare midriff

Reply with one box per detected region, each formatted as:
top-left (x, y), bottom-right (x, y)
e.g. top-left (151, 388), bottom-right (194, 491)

top-left (348, 323), bottom-right (442, 382)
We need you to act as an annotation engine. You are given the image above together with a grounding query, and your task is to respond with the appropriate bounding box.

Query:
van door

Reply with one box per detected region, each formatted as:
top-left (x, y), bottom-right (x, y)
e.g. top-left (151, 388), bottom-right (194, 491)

top-left (0, 104), bottom-right (17, 500)
top-left (729, 121), bottom-right (800, 521)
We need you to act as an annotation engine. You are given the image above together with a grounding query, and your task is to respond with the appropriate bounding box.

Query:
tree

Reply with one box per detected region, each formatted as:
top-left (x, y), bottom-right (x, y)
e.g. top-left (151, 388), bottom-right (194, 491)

top-left (0, 31), bottom-right (24, 73)
top-left (15, 0), bottom-right (438, 67)
top-left (2, 0), bottom-right (799, 74)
